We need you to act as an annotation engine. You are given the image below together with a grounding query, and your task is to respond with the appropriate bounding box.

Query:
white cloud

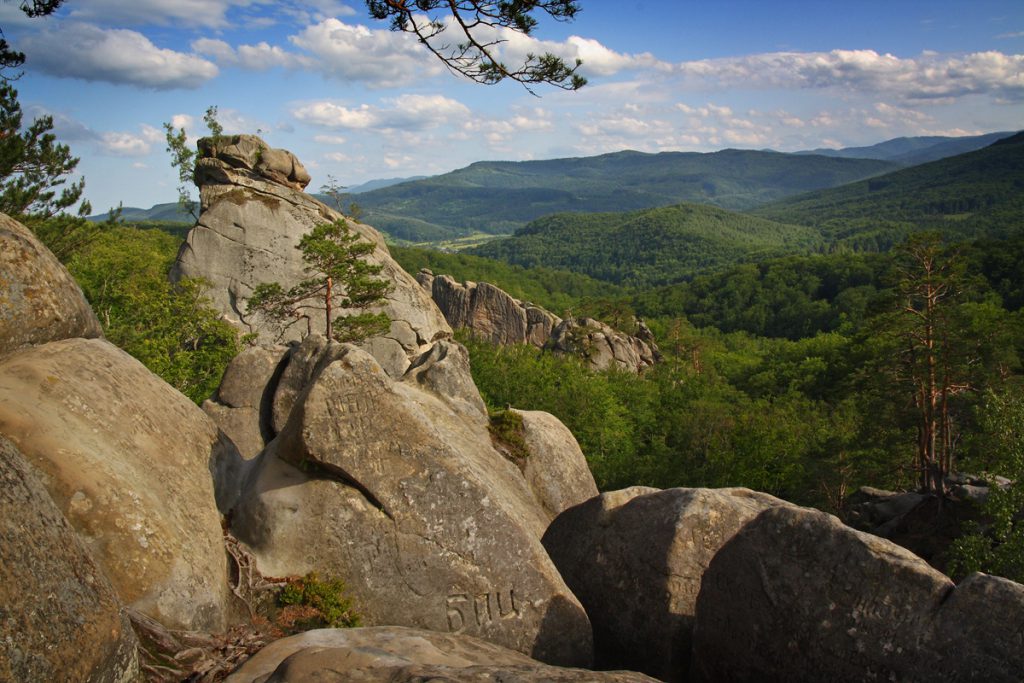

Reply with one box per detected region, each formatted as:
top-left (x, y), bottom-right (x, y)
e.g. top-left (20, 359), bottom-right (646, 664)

top-left (66, 0), bottom-right (262, 28)
top-left (293, 94), bottom-right (470, 130)
top-left (289, 18), bottom-right (442, 87)
top-left (670, 49), bottom-right (1024, 102)
top-left (21, 23), bottom-right (218, 89)
top-left (99, 124), bottom-right (164, 156)
top-left (192, 38), bottom-right (312, 70)
top-left (314, 134), bottom-right (348, 145)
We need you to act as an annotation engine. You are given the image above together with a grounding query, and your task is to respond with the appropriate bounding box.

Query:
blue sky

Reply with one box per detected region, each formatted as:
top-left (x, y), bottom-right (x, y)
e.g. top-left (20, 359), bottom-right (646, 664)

top-left (5, 0), bottom-right (1023, 213)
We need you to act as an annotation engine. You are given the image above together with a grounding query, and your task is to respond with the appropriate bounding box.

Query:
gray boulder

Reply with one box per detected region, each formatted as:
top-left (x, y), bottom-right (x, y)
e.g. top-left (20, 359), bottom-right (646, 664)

top-left (548, 317), bottom-right (658, 373)
top-left (542, 487), bottom-right (786, 681)
top-left (196, 133), bottom-right (311, 191)
top-left (0, 435), bottom-right (139, 683)
top-left (224, 627), bottom-right (657, 683)
top-left (230, 342), bottom-right (593, 667)
top-left (422, 274), bottom-right (658, 373)
top-left (0, 337), bottom-right (239, 632)
top-left (0, 212), bottom-right (102, 360)
top-left (513, 409), bottom-right (599, 521)
top-left (691, 505), bottom-right (1024, 682)
top-left (173, 135), bottom-right (450, 363)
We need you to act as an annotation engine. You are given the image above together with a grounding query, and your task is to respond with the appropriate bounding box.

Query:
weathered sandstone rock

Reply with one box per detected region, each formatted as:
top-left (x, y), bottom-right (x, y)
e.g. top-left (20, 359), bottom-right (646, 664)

top-left (0, 337), bottom-right (239, 632)
top-left (172, 135), bottom-right (450, 362)
top-left (548, 316), bottom-right (658, 373)
top-left (224, 627), bottom-right (657, 683)
top-left (542, 487), bottom-right (785, 681)
top-left (421, 272), bottom-right (657, 373)
top-left (196, 134), bottom-right (311, 191)
top-left (691, 505), bottom-right (1024, 682)
top-left (202, 344), bottom-right (289, 459)
top-left (513, 409), bottom-right (599, 521)
top-left (0, 212), bottom-right (102, 360)
top-left (230, 342), bottom-right (593, 667)
top-left (0, 435), bottom-right (139, 683)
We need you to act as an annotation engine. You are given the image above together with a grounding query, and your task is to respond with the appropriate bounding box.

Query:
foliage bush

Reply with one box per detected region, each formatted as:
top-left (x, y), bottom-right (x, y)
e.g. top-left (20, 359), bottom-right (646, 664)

top-left (278, 572), bottom-right (361, 630)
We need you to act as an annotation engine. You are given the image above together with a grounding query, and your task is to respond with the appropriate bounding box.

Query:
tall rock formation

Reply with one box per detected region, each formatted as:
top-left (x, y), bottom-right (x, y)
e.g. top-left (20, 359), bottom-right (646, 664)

top-left (171, 134), bottom-right (450, 375)
top-left (417, 270), bottom-right (658, 373)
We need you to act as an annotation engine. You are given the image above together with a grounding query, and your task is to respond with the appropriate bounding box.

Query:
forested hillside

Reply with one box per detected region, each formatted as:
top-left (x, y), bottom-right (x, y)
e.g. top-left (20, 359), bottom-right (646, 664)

top-left (356, 149), bottom-right (896, 241)
top-left (795, 131), bottom-right (1014, 165)
top-left (754, 132), bottom-right (1024, 250)
top-left (467, 203), bottom-right (820, 287)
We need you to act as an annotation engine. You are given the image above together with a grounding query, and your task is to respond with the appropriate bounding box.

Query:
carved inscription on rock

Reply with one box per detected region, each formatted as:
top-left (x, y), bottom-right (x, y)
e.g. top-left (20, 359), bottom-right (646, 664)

top-left (446, 588), bottom-right (521, 633)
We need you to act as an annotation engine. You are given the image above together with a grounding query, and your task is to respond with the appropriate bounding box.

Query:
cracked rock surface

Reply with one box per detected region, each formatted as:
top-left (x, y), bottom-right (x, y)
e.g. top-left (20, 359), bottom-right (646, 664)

top-left (691, 505), bottom-right (1024, 682)
top-left (542, 487), bottom-right (787, 682)
top-left (229, 338), bottom-right (594, 667)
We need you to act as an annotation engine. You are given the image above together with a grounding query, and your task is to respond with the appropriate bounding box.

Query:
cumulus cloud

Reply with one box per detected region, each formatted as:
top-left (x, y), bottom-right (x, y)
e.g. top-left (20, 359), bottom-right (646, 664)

top-left (464, 108), bottom-right (555, 146)
top-left (671, 49), bottom-right (1024, 101)
top-left (21, 23), bottom-right (218, 89)
top-left (293, 94), bottom-right (470, 130)
top-left (99, 124), bottom-right (164, 156)
top-left (192, 38), bottom-right (312, 70)
top-left (290, 18), bottom-right (442, 87)
top-left (66, 0), bottom-right (260, 28)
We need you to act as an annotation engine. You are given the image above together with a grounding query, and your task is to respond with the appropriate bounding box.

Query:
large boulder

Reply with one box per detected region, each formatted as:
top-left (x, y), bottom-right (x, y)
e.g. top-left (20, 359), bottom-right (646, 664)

top-left (0, 212), bottom-right (102, 360)
top-left (224, 627), bottom-right (657, 683)
top-left (196, 134), bottom-right (311, 191)
top-left (230, 339), bottom-right (593, 667)
top-left (542, 487), bottom-right (786, 681)
top-left (691, 505), bottom-right (1024, 682)
top-left (0, 435), bottom-right (139, 683)
top-left (548, 316), bottom-right (658, 373)
top-left (172, 135), bottom-right (450, 365)
top-left (0, 337), bottom-right (240, 632)
top-left (512, 409), bottom-right (599, 521)
top-left (430, 274), bottom-right (532, 345)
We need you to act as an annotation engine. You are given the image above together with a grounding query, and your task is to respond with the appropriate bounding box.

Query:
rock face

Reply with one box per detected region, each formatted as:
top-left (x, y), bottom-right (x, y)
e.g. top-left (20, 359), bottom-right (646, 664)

top-left (197, 134), bottom-right (311, 191)
top-left (229, 337), bottom-right (593, 667)
top-left (224, 627), bottom-right (658, 683)
top-left (0, 212), bottom-right (102, 360)
top-left (419, 270), bottom-right (657, 373)
top-left (691, 505), bottom-right (1024, 682)
top-left (548, 316), bottom-right (659, 373)
top-left (0, 435), bottom-right (139, 683)
top-left (0, 337), bottom-right (239, 632)
top-left (513, 409), bottom-right (599, 521)
top-left (172, 135), bottom-right (450, 367)
top-left (542, 487), bottom-right (786, 681)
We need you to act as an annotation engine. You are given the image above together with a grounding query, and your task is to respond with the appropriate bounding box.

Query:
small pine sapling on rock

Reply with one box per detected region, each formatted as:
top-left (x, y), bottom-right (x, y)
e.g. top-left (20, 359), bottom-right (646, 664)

top-left (246, 219), bottom-right (391, 343)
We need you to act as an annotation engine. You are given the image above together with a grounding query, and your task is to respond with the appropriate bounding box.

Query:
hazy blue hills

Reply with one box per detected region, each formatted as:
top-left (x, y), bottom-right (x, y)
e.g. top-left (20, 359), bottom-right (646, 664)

top-left (754, 131), bottom-right (1024, 250)
top-left (468, 202), bottom-right (821, 288)
top-left (795, 131), bottom-right (1014, 166)
top-left (355, 149), bottom-right (897, 242)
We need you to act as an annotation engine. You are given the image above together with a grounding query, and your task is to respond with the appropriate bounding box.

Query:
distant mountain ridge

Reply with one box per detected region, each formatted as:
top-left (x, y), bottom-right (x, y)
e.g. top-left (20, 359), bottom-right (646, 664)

top-left (355, 149), bottom-right (898, 242)
top-left (754, 130), bottom-right (1024, 250)
top-left (795, 131), bottom-right (1014, 166)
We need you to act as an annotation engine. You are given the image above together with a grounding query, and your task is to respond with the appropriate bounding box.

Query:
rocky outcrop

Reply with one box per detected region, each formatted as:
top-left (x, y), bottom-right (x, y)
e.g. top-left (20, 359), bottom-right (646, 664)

top-left (418, 270), bottom-right (658, 373)
top-left (196, 134), bottom-right (311, 191)
top-left (0, 337), bottom-right (240, 632)
top-left (548, 316), bottom-right (659, 373)
top-left (691, 505), bottom-right (1024, 682)
top-left (172, 135), bottom-right (450, 369)
top-left (0, 212), bottom-right (102, 360)
top-left (513, 409), bottom-right (599, 521)
top-left (229, 337), bottom-right (593, 667)
top-left (224, 627), bottom-right (657, 683)
top-left (1, 435), bottom-right (139, 683)
top-left (542, 487), bottom-right (786, 681)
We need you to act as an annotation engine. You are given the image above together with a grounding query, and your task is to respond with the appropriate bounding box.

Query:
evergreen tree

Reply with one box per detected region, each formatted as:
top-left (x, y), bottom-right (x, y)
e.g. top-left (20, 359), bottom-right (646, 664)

top-left (247, 219), bottom-right (391, 343)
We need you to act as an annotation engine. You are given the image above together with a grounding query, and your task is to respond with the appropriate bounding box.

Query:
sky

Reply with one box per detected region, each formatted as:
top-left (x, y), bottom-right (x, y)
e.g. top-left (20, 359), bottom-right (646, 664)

top-left (4, 0), bottom-right (1023, 213)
